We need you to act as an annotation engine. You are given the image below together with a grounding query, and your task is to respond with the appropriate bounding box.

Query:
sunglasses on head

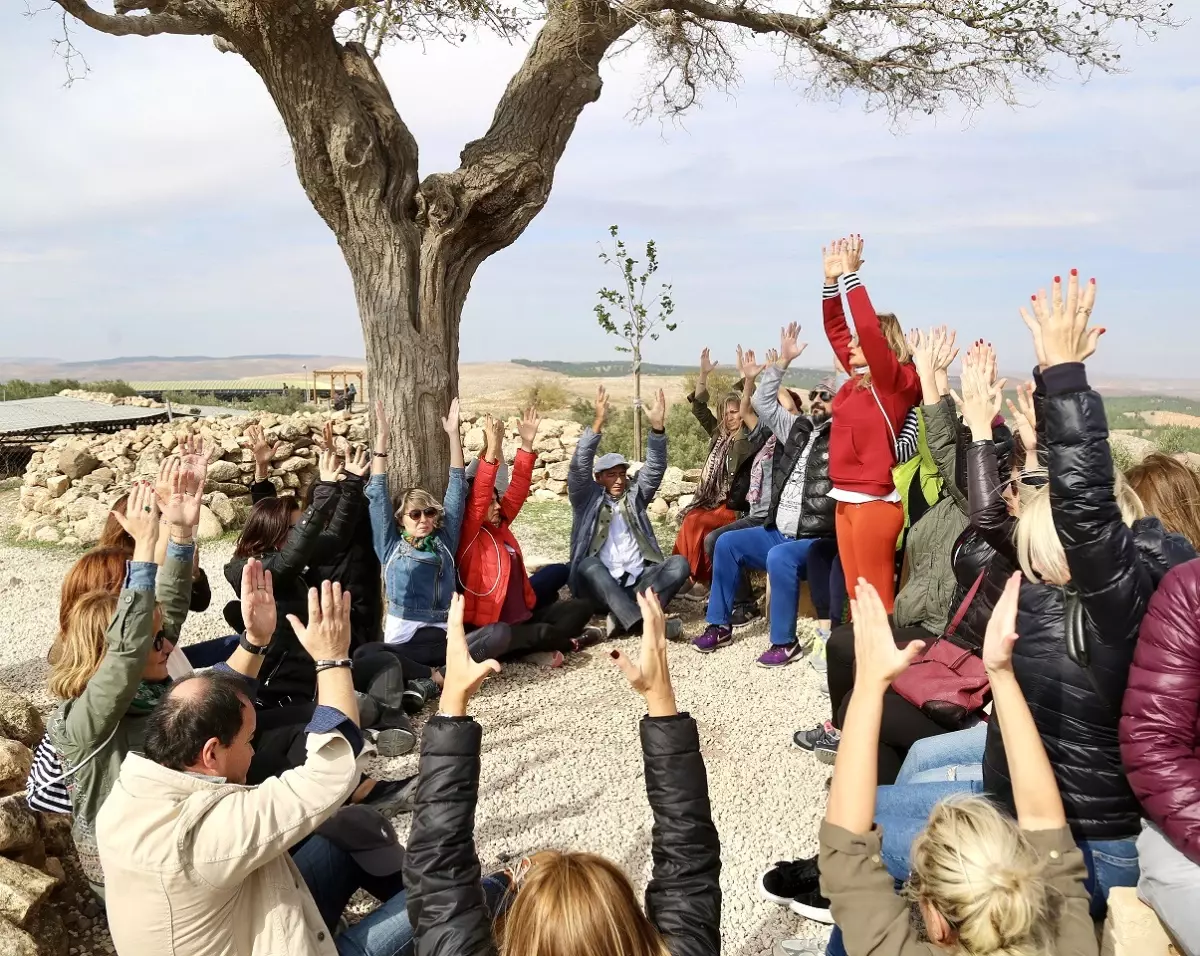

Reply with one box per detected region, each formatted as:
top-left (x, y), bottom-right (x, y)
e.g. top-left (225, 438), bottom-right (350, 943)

top-left (405, 507), bottom-right (440, 521)
top-left (809, 389), bottom-right (833, 403)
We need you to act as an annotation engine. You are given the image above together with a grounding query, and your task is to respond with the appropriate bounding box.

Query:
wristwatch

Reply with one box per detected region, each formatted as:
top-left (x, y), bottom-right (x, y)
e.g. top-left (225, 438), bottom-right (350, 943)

top-left (238, 633), bottom-right (271, 656)
top-left (315, 659), bottom-right (354, 674)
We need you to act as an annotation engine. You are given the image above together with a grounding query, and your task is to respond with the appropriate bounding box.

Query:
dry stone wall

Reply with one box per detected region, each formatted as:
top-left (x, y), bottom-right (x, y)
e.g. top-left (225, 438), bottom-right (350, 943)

top-left (18, 404), bottom-right (701, 546)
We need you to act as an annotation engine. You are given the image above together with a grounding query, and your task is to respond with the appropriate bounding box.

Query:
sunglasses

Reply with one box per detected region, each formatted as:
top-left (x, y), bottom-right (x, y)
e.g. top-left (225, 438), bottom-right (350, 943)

top-left (153, 632), bottom-right (178, 653)
top-left (405, 507), bottom-right (440, 521)
top-left (809, 389), bottom-right (833, 403)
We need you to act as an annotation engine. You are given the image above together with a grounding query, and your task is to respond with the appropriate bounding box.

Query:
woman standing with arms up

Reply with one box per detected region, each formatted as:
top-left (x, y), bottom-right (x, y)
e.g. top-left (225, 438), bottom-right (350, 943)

top-left (821, 235), bottom-right (921, 613)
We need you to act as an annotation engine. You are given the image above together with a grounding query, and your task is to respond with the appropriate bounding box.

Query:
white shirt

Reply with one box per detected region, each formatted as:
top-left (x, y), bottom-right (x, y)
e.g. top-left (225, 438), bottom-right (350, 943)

top-left (829, 487), bottom-right (901, 504)
top-left (598, 501), bottom-right (644, 581)
top-left (385, 615), bottom-right (447, 645)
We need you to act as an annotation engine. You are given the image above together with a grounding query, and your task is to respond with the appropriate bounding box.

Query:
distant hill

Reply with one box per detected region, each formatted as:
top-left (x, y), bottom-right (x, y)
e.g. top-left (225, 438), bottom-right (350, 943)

top-left (511, 358), bottom-right (831, 388)
top-left (0, 354), bottom-right (366, 383)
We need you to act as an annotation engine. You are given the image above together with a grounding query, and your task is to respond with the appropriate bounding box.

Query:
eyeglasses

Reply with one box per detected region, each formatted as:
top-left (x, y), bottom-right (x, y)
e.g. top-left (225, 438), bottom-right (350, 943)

top-left (153, 632), bottom-right (178, 653)
top-left (405, 507), bottom-right (440, 521)
top-left (809, 389), bottom-right (833, 403)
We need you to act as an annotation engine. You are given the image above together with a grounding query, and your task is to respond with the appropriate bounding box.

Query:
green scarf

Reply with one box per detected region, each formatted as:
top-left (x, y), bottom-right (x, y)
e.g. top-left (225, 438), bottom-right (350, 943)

top-left (128, 679), bottom-right (172, 716)
top-left (402, 530), bottom-right (439, 554)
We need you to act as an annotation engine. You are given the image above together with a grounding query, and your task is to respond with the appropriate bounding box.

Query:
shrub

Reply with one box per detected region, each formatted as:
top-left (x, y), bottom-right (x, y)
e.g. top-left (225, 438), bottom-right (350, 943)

top-left (88, 379), bottom-right (139, 398)
top-left (519, 378), bottom-right (571, 412)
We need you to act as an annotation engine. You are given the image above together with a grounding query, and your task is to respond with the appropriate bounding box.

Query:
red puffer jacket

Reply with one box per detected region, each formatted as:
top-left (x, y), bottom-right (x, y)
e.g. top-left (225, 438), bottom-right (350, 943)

top-left (823, 273), bottom-right (920, 496)
top-left (1121, 557), bottom-right (1200, 864)
top-left (456, 450), bottom-right (536, 627)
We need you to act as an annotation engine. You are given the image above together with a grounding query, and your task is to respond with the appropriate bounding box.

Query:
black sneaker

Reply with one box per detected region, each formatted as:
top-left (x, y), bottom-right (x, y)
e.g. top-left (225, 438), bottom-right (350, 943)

top-left (789, 888), bottom-right (833, 924)
top-left (362, 774), bottom-right (419, 815)
top-left (369, 725), bottom-right (416, 758)
top-left (792, 721), bottom-right (841, 764)
top-left (402, 678), bottom-right (440, 715)
top-left (731, 603), bottom-right (761, 627)
top-left (759, 856), bottom-right (820, 904)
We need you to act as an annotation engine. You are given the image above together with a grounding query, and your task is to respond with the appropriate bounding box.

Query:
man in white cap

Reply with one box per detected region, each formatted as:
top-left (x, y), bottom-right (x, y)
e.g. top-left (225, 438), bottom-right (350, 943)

top-left (566, 385), bottom-right (690, 638)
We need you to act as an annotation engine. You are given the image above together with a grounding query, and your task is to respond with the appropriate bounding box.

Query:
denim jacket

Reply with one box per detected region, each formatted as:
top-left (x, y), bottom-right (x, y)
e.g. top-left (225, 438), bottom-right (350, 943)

top-left (366, 469), bottom-right (466, 624)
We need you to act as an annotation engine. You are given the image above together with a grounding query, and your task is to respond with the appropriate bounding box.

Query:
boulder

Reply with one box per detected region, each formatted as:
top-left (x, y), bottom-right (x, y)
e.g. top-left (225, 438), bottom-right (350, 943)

top-left (277, 456), bottom-right (310, 474)
top-left (33, 528), bottom-right (59, 545)
top-left (207, 492), bottom-right (238, 528)
top-left (44, 476), bottom-right (69, 499)
top-left (0, 795), bottom-right (38, 854)
top-left (196, 506), bottom-right (224, 542)
top-left (531, 489), bottom-right (560, 502)
top-left (649, 498), bottom-right (670, 518)
top-left (539, 447), bottom-right (567, 464)
top-left (0, 905), bottom-right (69, 956)
top-left (547, 461), bottom-right (571, 482)
top-left (0, 740), bottom-right (32, 796)
top-left (206, 460), bottom-right (242, 483)
top-left (545, 479), bottom-right (567, 495)
top-left (656, 466), bottom-right (687, 501)
top-left (55, 445), bottom-right (98, 480)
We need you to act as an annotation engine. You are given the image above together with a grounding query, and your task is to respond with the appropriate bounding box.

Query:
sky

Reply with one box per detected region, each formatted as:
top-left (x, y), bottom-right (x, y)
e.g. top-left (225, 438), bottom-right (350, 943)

top-left (1, 7), bottom-right (1198, 378)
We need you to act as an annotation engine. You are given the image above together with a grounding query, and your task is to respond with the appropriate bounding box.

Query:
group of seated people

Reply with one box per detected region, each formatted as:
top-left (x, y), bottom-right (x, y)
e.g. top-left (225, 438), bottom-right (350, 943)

top-left (17, 236), bottom-right (1200, 956)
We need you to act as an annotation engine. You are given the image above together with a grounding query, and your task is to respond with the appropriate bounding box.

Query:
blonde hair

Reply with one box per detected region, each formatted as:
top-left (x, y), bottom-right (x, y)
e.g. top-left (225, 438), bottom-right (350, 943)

top-left (500, 852), bottom-right (670, 956)
top-left (1016, 470), bottom-right (1144, 585)
top-left (1126, 453), bottom-right (1200, 550)
top-left (857, 313), bottom-right (912, 389)
top-left (908, 796), bottom-right (1055, 956)
top-left (394, 488), bottom-right (443, 525)
top-left (49, 589), bottom-right (119, 700)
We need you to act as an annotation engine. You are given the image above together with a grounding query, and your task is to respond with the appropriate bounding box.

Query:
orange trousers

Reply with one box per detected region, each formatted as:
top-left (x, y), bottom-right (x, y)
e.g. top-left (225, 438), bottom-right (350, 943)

top-left (835, 499), bottom-right (905, 613)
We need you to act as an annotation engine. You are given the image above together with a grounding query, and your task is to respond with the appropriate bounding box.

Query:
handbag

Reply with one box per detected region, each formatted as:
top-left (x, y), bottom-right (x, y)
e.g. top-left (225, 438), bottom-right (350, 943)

top-left (891, 572), bottom-right (990, 730)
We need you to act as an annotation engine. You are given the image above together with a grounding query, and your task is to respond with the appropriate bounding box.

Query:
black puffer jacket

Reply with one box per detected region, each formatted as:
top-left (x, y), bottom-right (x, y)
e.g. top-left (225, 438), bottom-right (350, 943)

top-left (223, 491), bottom-right (335, 707)
top-left (978, 364), bottom-right (1195, 840)
top-left (405, 715), bottom-right (721, 956)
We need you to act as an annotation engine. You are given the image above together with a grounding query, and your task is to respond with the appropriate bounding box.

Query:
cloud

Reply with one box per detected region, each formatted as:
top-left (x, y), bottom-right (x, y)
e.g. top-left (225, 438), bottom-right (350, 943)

top-left (1, 9), bottom-right (1198, 377)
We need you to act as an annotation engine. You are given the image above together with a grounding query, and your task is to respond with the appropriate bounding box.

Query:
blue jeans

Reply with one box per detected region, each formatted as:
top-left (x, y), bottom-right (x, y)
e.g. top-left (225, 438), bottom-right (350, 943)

top-left (895, 724), bottom-right (987, 785)
top-left (529, 563), bottom-right (570, 610)
top-left (1080, 837), bottom-right (1139, 920)
top-left (875, 778), bottom-right (983, 878)
top-left (182, 634), bottom-right (240, 669)
top-left (294, 835), bottom-right (511, 956)
top-left (708, 526), bottom-right (813, 645)
top-left (805, 537), bottom-right (845, 624)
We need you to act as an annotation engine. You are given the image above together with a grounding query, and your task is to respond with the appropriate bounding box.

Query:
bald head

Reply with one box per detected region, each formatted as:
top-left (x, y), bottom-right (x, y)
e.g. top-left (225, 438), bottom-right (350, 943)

top-left (144, 673), bottom-right (256, 782)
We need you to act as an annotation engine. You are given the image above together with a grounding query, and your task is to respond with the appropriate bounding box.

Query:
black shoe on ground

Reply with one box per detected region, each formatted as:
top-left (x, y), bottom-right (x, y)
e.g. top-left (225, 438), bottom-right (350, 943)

top-left (759, 856), bottom-right (820, 904)
top-left (362, 774), bottom-right (419, 815)
top-left (402, 678), bottom-right (440, 715)
top-left (731, 603), bottom-right (761, 627)
top-left (789, 888), bottom-right (833, 924)
top-left (369, 725), bottom-right (417, 758)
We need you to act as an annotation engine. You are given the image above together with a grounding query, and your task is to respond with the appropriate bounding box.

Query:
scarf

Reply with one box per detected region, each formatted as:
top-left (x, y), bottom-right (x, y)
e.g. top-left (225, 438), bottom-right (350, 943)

top-left (402, 530), bottom-right (439, 554)
top-left (684, 431), bottom-right (736, 517)
top-left (747, 436), bottom-right (778, 506)
top-left (128, 679), bottom-right (171, 716)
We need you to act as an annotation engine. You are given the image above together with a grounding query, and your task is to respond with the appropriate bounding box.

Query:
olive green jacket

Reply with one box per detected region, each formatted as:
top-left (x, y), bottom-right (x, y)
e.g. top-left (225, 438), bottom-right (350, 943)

top-left (47, 545), bottom-right (193, 896)
top-left (689, 386), bottom-right (755, 477)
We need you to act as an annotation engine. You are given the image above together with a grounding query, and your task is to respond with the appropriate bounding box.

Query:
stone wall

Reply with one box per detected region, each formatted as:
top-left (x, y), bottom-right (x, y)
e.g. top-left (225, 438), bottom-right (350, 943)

top-left (18, 407), bottom-right (702, 546)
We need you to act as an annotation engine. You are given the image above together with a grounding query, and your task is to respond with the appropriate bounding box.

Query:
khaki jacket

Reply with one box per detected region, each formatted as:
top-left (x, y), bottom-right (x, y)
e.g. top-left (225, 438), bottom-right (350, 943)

top-left (819, 821), bottom-right (1098, 956)
top-left (97, 729), bottom-right (361, 956)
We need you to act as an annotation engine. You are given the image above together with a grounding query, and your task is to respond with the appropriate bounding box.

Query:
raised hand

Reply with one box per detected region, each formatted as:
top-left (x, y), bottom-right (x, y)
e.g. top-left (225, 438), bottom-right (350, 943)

top-left (982, 572), bottom-right (1022, 674)
top-left (764, 348), bottom-right (780, 368)
top-left (242, 423), bottom-right (279, 471)
top-left (482, 414), bottom-right (505, 462)
top-left (738, 346), bottom-right (764, 382)
top-left (699, 348), bottom-right (718, 382)
top-left (439, 593), bottom-right (501, 717)
top-left (157, 457), bottom-right (204, 530)
top-left (910, 328), bottom-right (934, 379)
top-left (320, 420), bottom-right (335, 453)
top-left (778, 322), bottom-right (807, 367)
top-left (842, 234), bottom-right (865, 273)
top-left (441, 397), bottom-right (462, 437)
top-left (287, 581), bottom-right (352, 662)
top-left (114, 480), bottom-right (161, 562)
top-left (176, 435), bottom-right (210, 496)
top-left (318, 448), bottom-right (343, 483)
top-left (930, 326), bottom-right (959, 373)
top-left (822, 240), bottom-right (846, 283)
top-left (611, 590), bottom-right (677, 717)
top-left (851, 578), bottom-right (924, 689)
top-left (646, 389), bottom-right (667, 432)
top-left (1020, 270), bottom-right (1102, 369)
top-left (593, 384), bottom-right (610, 431)
top-left (240, 558), bottom-right (276, 648)
top-left (373, 398), bottom-right (390, 453)
top-left (1006, 381), bottom-right (1038, 452)
top-left (953, 349), bottom-right (1007, 439)
top-left (343, 446), bottom-right (371, 477)
top-left (517, 407), bottom-right (540, 449)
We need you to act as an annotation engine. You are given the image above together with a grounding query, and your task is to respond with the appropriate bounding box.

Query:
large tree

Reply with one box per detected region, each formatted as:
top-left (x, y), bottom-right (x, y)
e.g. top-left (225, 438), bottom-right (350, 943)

top-left (50, 0), bottom-right (1174, 491)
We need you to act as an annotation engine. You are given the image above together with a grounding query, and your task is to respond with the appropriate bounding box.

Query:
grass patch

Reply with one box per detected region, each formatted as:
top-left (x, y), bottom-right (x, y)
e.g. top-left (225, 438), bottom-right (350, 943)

top-left (511, 498), bottom-right (675, 566)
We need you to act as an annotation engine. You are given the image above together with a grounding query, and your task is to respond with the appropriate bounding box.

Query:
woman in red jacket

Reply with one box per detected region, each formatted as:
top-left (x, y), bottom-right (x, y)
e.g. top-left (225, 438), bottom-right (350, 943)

top-left (1120, 557), bottom-right (1200, 955)
top-left (821, 235), bottom-right (921, 612)
top-left (458, 410), bottom-right (601, 662)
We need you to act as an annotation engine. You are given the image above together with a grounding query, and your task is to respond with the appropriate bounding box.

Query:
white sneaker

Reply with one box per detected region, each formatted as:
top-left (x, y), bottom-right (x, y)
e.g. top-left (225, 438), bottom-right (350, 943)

top-left (773, 939), bottom-right (827, 956)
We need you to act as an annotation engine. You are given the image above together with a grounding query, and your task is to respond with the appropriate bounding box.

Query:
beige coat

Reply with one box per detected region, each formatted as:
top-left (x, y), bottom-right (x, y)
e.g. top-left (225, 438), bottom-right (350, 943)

top-left (97, 729), bottom-right (361, 956)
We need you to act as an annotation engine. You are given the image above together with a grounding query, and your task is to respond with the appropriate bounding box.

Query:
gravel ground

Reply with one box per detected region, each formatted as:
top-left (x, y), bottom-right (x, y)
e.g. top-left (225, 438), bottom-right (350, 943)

top-left (0, 491), bottom-right (835, 955)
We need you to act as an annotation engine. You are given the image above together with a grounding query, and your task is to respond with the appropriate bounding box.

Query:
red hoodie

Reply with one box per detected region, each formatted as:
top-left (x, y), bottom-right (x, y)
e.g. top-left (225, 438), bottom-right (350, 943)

top-left (822, 273), bottom-right (921, 497)
top-left (456, 450), bottom-right (537, 627)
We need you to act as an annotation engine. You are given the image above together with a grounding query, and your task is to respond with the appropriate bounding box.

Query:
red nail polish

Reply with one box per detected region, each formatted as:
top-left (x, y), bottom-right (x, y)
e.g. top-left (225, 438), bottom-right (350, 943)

top-left (609, 650), bottom-right (619, 659)
top-left (1031, 295), bottom-right (1037, 300)
top-left (1054, 276), bottom-right (1061, 283)
top-left (1070, 268), bottom-right (1078, 277)
top-left (1090, 278), bottom-right (1096, 284)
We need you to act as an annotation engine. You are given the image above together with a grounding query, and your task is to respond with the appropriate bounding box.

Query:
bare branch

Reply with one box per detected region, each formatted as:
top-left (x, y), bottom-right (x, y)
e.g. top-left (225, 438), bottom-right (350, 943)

top-left (53, 0), bottom-right (216, 36)
top-left (332, 0), bottom-right (536, 52)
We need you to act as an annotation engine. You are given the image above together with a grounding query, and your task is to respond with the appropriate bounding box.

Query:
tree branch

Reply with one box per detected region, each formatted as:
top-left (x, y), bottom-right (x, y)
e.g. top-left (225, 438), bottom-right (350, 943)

top-left (54, 0), bottom-right (215, 36)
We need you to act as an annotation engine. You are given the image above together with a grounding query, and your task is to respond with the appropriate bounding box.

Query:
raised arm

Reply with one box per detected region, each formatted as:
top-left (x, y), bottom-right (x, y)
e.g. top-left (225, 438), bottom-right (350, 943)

top-left (440, 399), bottom-right (468, 552)
top-left (222, 558), bottom-right (275, 681)
top-left (959, 349), bottom-right (1016, 555)
top-left (735, 346), bottom-right (759, 431)
top-left (154, 456), bottom-right (201, 643)
top-left (366, 400), bottom-right (402, 562)
top-left (754, 335), bottom-right (804, 441)
top-left (405, 594), bottom-right (502, 956)
top-left (924, 396), bottom-right (968, 513)
top-left (613, 591), bottom-right (721, 956)
top-left (839, 236), bottom-right (919, 398)
top-left (569, 421), bottom-right (603, 509)
top-left (821, 242), bottom-right (854, 370)
top-left (688, 349), bottom-right (721, 437)
top-left (459, 417), bottom-right (504, 554)
top-left (501, 408), bottom-right (538, 524)
top-left (635, 390), bottom-right (669, 504)
top-left (267, 491), bottom-right (336, 580)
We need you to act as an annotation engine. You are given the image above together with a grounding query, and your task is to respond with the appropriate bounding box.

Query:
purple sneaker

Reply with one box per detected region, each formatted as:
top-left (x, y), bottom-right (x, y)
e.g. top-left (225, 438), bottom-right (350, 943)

top-left (757, 642), bottom-right (803, 668)
top-left (691, 625), bottom-right (732, 654)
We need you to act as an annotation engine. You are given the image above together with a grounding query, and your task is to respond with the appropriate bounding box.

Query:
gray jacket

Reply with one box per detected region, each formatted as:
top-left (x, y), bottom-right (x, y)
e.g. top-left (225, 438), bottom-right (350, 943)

top-left (567, 427), bottom-right (668, 594)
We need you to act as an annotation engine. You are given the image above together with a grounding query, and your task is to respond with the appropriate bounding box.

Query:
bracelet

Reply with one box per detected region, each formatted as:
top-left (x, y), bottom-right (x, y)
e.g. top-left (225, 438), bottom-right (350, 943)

top-left (373, 452), bottom-right (388, 459)
top-left (238, 633), bottom-right (271, 656)
top-left (315, 659), bottom-right (353, 674)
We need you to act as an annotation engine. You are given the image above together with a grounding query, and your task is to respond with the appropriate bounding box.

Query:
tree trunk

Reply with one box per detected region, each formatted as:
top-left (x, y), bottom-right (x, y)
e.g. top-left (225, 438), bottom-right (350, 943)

top-left (632, 347), bottom-right (643, 457)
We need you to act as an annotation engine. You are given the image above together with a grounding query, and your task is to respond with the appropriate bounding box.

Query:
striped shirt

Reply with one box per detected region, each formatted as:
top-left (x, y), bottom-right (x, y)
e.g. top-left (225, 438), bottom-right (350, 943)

top-left (26, 735), bottom-right (72, 815)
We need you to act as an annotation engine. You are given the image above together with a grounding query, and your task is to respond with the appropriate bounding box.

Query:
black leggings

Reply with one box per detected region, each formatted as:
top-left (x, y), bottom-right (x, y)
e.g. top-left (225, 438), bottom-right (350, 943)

top-left (826, 620), bottom-right (944, 785)
top-left (248, 703), bottom-right (317, 785)
top-left (505, 599), bottom-right (596, 656)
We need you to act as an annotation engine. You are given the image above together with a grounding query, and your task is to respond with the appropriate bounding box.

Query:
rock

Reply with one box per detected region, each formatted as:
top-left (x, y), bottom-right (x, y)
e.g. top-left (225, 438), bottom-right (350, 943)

top-left (34, 812), bottom-right (73, 859)
top-left (677, 494), bottom-right (695, 511)
top-left (545, 479), bottom-right (567, 495)
top-left (207, 492), bottom-right (237, 528)
top-left (206, 460), bottom-right (242, 483)
top-left (656, 466), bottom-right (687, 501)
top-left (33, 528), bottom-right (60, 545)
top-left (44, 476), bottom-right (69, 498)
top-left (41, 859), bottom-right (64, 885)
top-left (270, 442), bottom-right (295, 461)
top-left (463, 428), bottom-right (486, 454)
top-left (277, 456), bottom-right (309, 474)
top-left (23, 906), bottom-right (69, 956)
top-left (0, 919), bottom-right (39, 956)
top-left (0, 740), bottom-right (33, 797)
top-left (539, 447), bottom-right (567, 464)
top-left (531, 489), bottom-right (560, 502)
top-left (649, 498), bottom-right (670, 517)
top-left (0, 686), bottom-right (45, 747)
top-left (196, 506), bottom-right (224, 542)
top-left (0, 795), bottom-right (39, 854)
top-left (547, 461), bottom-right (571, 482)
top-left (56, 446), bottom-right (98, 481)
